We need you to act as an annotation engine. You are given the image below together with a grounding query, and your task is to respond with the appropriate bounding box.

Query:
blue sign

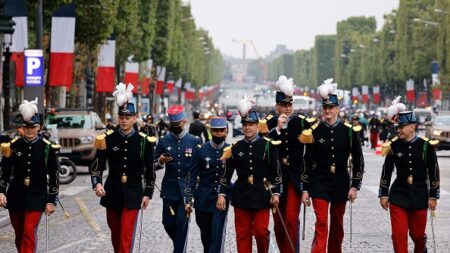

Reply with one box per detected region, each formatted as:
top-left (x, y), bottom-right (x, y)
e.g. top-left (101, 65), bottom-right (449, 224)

top-left (24, 49), bottom-right (44, 86)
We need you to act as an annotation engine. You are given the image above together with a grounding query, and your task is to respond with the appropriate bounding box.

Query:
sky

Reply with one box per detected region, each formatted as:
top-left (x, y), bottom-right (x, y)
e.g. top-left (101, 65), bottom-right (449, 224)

top-left (188, 0), bottom-right (400, 59)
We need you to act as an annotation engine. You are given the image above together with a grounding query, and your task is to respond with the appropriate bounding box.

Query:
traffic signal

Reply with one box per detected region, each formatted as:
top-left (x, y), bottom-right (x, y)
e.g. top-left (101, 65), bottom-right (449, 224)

top-left (0, 0), bottom-right (15, 34)
top-left (86, 72), bottom-right (94, 99)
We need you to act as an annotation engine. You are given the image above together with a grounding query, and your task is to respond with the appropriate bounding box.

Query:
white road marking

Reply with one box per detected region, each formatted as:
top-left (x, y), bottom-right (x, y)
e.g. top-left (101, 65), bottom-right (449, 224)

top-left (60, 186), bottom-right (89, 196)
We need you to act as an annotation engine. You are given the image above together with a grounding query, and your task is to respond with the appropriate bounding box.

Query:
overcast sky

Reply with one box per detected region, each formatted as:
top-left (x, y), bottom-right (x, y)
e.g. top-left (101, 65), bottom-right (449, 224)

top-left (188, 0), bottom-right (400, 58)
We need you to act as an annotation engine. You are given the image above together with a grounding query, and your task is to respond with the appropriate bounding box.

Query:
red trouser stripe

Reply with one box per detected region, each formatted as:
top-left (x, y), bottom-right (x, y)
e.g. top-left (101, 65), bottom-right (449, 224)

top-left (389, 203), bottom-right (427, 253)
top-left (311, 198), bottom-right (346, 253)
top-left (370, 132), bottom-right (378, 149)
top-left (9, 210), bottom-right (43, 253)
top-left (106, 207), bottom-right (139, 253)
top-left (234, 207), bottom-right (270, 253)
top-left (274, 183), bottom-right (301, 253)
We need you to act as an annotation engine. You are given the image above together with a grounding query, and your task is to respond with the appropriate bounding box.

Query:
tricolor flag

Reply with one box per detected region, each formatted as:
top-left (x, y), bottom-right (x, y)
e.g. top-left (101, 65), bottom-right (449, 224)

top-left (49, 2), bottom-right (76, 89)
top-left (141, 59), bottom-right (153, 95)
top-left (372, 85), bottom-right (380, 105)
top-left (155, 66), bottom-right (166, 95)
top-left (5, 0), bottom-right (28, 87)
top-left (166, 79), bottom-right (174, 94)
top-left (406, 79), bottom-right (415, 103)
top-left (124, 56), bottom-right (139, 94)
top-left (362, 85), bottom-right (369, 104)
top-left (352, 87), bottom-right (359, 102)
top-left (96, 35), bottom-right (115, 93)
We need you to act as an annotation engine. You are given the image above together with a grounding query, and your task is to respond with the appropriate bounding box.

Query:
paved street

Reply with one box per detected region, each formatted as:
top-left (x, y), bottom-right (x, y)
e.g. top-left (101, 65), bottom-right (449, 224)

top-left (1, 147), bottom-right (449, 253)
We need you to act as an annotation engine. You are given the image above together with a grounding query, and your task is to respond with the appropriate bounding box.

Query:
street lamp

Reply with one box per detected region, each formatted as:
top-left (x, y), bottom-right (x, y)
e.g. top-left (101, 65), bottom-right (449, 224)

top-left (413, 18), bottom-right (439, 27)
top-left (2, 33), bottom-right (12, 130)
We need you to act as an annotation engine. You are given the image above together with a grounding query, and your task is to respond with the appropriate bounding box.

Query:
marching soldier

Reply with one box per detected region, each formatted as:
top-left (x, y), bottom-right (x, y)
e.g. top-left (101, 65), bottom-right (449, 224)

top-left (217, 98), bottom-right (282, 253)
top-left (186, 116), bottom-right (230, 253)
top-left (260, 75), bottom-right (312, 253)
top-left (154, 104), bottom-right (202, 253)
top-left (379, 96), bottom-right (440, 253)
top-left (90, 83), bottom-right (156, 253)
top-left (300, 79), bottom-right (364, 253)
top-left (0, 98), bottom-right (59, 253)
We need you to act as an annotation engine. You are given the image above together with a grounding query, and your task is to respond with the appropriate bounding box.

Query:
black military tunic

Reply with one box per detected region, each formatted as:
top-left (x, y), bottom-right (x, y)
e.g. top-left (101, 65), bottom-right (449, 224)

top-left (0, 136), bottom-right (59, 211)
top-left (302, 120), bottom-right (364, 201)
top-left (266, 114), bottom-right (310, 193)
top-left (379, 136), bottom-right (440, 209)
top-left (219, 136), bottom-right (282, 209)
top-left (90, 129), bottom-right (156, 212)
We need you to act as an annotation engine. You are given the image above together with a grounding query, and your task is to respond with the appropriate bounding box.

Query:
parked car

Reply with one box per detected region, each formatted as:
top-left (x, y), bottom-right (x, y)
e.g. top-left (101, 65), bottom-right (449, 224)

top-left (425, 112), bottom-right (450, 150)
top-left (414, 108), bottom-right (434, 130)
top-left (44, 108), bottom-right (106, 166)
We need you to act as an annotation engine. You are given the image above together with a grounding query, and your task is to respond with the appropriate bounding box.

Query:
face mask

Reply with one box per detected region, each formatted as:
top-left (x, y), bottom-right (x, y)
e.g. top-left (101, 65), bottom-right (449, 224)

top-left (170, 126), bottom-right (183, 135)
top-left (212, 136), bottom-right (225, 144)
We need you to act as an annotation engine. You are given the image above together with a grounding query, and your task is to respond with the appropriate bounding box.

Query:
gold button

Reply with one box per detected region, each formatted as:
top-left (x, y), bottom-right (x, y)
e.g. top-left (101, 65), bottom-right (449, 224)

top-left (124, 149), bottom-right (128, 152)
top-left (124, 157), bottom-right (127, 160)
top-left (124, 165), bottom-right (127, 168)
top-left (125, 141), bottom-right (128, 144)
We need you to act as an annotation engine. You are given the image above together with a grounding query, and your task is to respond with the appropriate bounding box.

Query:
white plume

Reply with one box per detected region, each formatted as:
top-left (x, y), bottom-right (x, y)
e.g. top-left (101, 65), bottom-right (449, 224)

top-left (19, 97), bottom-right (38, 122)
top-left (276, 75), bottom-right (294, 96)
top-left (386, 96), bottom-right (407, 120)
top-left (238, 96), bottom-right (255, 117)
top-left (317, 78), bottom-right (337, 99)
top-left (112, 82), bottom-right (134, 106)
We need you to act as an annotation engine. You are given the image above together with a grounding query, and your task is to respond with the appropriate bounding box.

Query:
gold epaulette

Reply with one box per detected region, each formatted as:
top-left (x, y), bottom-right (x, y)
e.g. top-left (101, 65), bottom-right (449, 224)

top-left (421, 136), bottom-right (439, 146)
top-left (298, 122), bottom-right (319, 144)
top-left (352, 125), bottom-right (362, 132)
top-left (10, 136), bottom-right (19, 144)
top-left (263, 136), bottom-right (281, 145)
top-left (220, 146), bottom-right (232, 160)
top-left (259, 119), bottom-right (269, 134)
top-left (94, 134), bottom-right (107, 150)
top-left (147, 136), bottom-right (157, 143)
top-left (306, 117), bottom-right (317, 123)
top-left (381, 136), bottom-right (398, 157)
top-left (106, 129), bottom-right (114, 135)
top-left (43, 138), bottom-right (51, 145)
top-left (139, 132), bottom-right (147, 138)
top-left (1, 142), bottom-right (11, 157)
top-left (51, 144), bottom-right (61, 150)
top-left (266, 114), bottom-right (273, 120)
top-left (344, 122), bottom-right (353, 128)
top-left (205, 123), bottom-right (211, 129)
top-left (298, 115), bottom-right (306, 120)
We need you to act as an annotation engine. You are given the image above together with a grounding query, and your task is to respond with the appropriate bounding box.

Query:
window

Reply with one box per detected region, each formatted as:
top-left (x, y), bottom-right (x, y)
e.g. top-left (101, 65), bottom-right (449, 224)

top-left (46, 115), bottom-right (92, 129)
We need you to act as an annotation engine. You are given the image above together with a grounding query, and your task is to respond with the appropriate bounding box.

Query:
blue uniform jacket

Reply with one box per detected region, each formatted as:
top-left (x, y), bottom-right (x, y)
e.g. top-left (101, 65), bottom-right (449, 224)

top-left (188, 141), bottom-right (230, 213)
top-left (154, 132), bottom-right (202, 201)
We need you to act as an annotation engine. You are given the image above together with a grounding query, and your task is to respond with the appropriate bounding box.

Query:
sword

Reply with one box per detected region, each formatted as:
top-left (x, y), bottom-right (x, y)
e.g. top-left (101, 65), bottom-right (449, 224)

top-left (302, 203), bottom-right (306, 240)
top-left (46, 213), bottom-right (49, 253)
top-left (56, 197), bottom-right (70, 219)
top-left (263, 178), bottom-right (295, 252)
top-left (138, 209), bottom-right (144, 253)
top-left (430, 209), bottom-right (436, 253)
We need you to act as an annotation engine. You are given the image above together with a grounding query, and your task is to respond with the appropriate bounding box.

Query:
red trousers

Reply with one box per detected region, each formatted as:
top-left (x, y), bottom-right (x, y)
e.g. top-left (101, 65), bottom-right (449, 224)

top-left (234, 207), bottom-right (270, 253)
top-left (9, 210), bottom-right (43, 253)
top-left (274, 183), bottom-right (301, 253)
top-left (311, 198), bottom-right (346, 253)
top-left (389, 203), bottom-right (427, 253)
top-left (370, 131), bottom-right (378, 149)
top-left (106, 207), bottom-right (140, 253)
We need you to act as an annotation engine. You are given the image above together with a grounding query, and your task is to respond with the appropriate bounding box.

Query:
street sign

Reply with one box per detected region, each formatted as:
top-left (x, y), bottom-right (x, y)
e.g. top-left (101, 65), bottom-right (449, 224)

top-left (24, 49), bottom-right (44, 86)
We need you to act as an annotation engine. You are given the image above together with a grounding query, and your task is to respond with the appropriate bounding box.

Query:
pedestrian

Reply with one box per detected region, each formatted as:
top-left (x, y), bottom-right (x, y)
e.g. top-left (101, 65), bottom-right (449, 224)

top-left (154, 104), bottom-right (202, 253)
top-left (0, 98), bottom-right (59, 253)
top-left (379, 96), bottom-right (440, 253)
top-left (185, 116), bottom-right (230, 253)
top-left (140, 114), bottom-right (156, 137)
top-left (352, 115), bottom-right (365, 147)
top-left (90, 83), bottom-right (156, 253)
top-left (379, 115), bottom-right (390, 143)
top-left (368, 113), bottom-right (381, 150)
top-left (260, 75), bottom-right (312, 253)
top-left (217, 97), bottom-right (282, 253)
top-left (156, 114), bottom-right (169, 137)
top-left (300, 78), bottom-right (364, 253)
top-left (189, 110), bottom-right (210, 143)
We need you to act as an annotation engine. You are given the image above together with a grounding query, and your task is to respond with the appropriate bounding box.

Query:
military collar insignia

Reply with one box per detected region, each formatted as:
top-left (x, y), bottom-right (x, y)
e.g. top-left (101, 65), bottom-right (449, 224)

top-left (167, 146), bottom-right (172, 151)
top-left (396, 152), bottom-right (403, 157)
top-left (205, 157), bottom-right (211, 162)
top-left (112, 146), bottom-right (119, 152)
top-left (238, 152), bottom-right (245, 157)
top-left (318, 139), bottom-right (326, 143)
top-left (16, 151), bottom-right (23, 156)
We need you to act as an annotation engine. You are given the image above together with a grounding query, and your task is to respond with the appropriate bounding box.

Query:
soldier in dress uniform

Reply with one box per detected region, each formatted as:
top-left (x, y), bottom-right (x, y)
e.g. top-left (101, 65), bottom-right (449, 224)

top-left (259, 75), bottom-right (312, 253)
top-left (300, 79), bottom-right (364, 253)
top-left (154, 104), bottom-right (202, 253)
top-left (185, 116), bottom-right (230, 253)
top-left (217, 97), bottom-right (282, 253)
top-left (379, 96), bottom-right (440, 253)
top-left (90, 83), bottom-right (156, 253)
top-left (0, 98), bottom-right (59, 253)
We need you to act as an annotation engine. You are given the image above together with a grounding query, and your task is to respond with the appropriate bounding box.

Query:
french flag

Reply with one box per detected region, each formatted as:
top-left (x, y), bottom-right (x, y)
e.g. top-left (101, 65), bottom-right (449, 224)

top-left (96, 35), bottom-right (115, 93)
top-left (372, 85), bottom-right (380, 105)
top-left (5, 0), bottom-right (28, 87)
top-left (124, 56), bottom-right (139, 94)
top-left (155, 66), bottom-right (166, 95)
top-left (141, 59), bottom-right (153, 95)
top-left (362, 85), bottom-right (369, 104)
top-left (352, 87), bottom-right (359, 102)
top-left (406, 79), bottom-right (415, 103)
top-left (49, 2), bottom-right (76, 89)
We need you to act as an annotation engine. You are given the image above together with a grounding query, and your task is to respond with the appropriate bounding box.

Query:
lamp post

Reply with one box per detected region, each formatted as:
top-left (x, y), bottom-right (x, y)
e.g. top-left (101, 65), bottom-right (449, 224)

top-left (2, 33), bottom-right (12, 130)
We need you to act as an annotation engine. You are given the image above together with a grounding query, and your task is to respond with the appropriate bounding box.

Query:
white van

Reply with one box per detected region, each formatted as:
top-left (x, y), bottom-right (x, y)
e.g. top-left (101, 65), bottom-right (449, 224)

top-left (293, 95), bottom-right (315, 112)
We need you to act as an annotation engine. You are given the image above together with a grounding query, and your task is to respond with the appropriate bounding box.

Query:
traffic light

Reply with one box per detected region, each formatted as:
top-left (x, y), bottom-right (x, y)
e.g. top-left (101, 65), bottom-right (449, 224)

top-left (0, 1), bottom-right (15, 34)
top-left (86, 72), bottom-right (94, 99)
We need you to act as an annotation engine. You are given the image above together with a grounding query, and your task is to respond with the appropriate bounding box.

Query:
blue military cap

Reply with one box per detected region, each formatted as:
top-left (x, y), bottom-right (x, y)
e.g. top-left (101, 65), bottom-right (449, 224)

top-left (241, 110), bottom-right (259, 123)
top-left (275, 91), bottom-right (293, 104)
top-left (118, 102), bottom-right (136, 116)
top-left (210, 117), bottom-right (227, 128)
top-left (397, 111), bottom-right (416, 125)
top-left (168, 104), bottom-right (186, 123)
top-left (20, 114), bottom-right (40, 127)
top-left (322, 94), bottom-right (339, 107)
